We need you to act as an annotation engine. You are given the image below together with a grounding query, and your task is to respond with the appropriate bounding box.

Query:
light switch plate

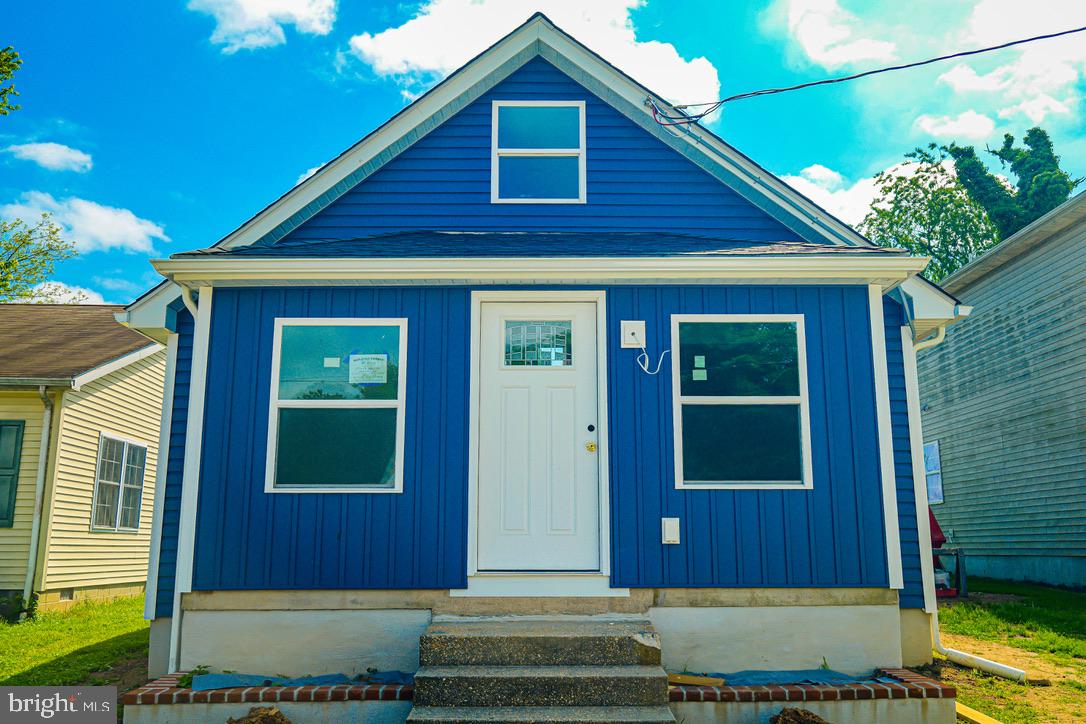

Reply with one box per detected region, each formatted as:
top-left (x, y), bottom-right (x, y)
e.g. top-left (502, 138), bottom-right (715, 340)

top-left (620, 320), bottom-right (646, 348)
top-left (662, 517), bottom-right (680, 545)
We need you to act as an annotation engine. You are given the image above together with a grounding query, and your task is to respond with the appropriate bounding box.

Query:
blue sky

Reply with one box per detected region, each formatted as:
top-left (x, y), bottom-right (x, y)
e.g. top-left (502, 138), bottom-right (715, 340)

top-left (2, 0), bottom-right (1084, 303)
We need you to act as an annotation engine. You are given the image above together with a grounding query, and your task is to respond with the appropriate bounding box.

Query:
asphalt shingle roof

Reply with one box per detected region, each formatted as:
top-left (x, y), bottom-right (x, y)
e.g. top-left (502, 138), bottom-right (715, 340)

top-left (0, 304), bottom-right (154, 381)
top-left (174, 231), bottom-right (905, 259)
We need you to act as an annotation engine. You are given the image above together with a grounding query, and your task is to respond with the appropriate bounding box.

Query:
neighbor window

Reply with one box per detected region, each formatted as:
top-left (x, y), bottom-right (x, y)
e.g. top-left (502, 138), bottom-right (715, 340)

top-left (924, 441), bottom-right (943, 504)
top-left (671, 315), bottom-right (812, 489)
top-left (92, 434), bottom-right (147, 531)
top-left (267, 319), bottom-right (408, 492)
top-left (491, 101), bottom-right (586, 203)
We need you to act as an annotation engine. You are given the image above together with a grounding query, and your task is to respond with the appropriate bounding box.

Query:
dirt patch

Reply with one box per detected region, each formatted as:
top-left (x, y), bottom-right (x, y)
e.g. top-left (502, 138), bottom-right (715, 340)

top-left (86, 649), bottom-right (149, 722)
top-left (915, 634), bottom-right (1086, 723)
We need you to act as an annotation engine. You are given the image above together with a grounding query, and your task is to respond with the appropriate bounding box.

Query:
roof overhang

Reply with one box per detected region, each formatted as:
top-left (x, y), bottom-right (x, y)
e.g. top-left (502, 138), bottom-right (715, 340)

top-left (896, 276), bottom-right (972, 345)
top-left (152, 255), bottom-right (927, 290)
top-left (116, 281), bottom-right (184, 343)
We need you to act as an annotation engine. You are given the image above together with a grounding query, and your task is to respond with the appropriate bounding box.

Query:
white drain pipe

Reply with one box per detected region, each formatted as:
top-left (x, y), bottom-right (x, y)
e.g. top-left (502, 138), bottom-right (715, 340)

top-left (21, 386), bottom-right (54, 617)
top-left (931, 607), bottom-right (1025, 682)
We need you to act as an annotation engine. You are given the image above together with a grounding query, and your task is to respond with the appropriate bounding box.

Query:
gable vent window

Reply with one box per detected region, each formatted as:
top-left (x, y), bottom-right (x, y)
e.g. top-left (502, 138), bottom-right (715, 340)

top-left (491, 101), bottom-right (586, 203)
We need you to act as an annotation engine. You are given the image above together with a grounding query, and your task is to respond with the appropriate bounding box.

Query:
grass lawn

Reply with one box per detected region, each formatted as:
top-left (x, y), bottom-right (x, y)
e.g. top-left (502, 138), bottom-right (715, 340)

top-left (913, 577), bottom-right (1086, 723)
top-left (0, 595), bottom-right (149, 690)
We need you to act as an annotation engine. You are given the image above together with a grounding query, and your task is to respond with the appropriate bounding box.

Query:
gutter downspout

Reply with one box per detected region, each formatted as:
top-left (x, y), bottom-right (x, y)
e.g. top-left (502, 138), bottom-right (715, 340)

top-left (909, 317), bottom-right (1027, 683)
top-left (21, 386), bottom-right (54, 617)
top-left (931, 607), bottom-right (1026, 682)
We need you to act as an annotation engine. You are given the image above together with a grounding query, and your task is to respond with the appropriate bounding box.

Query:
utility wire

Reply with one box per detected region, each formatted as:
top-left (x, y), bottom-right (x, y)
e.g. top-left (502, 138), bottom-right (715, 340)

top-left (650, 24), bottom-right (1086, 126)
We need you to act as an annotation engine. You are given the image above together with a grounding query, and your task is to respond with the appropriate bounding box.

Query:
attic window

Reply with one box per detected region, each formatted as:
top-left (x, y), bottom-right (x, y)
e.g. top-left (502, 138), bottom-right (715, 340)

top-left (491, 101), bottom-right (586, 203)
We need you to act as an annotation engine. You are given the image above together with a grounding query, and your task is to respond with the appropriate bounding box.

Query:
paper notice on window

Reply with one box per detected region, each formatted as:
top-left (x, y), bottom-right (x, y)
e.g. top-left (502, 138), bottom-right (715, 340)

top-left (692, 369), bottom-right (707, 381)
top-left (349, 354), bottom-right (388, 384)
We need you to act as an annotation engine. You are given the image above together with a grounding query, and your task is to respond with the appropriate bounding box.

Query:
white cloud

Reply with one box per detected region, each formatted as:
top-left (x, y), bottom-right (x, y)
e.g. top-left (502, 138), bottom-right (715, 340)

top-left (938, 0), bottom-right (1086, 122)
top-left (767, 0), bottom-right (896, 68)
top-left (915, 110), bottom-right (995, 140)
top-left (347, 1), bottom-right (720, 104)
top-left (189, 0), bottom-right (337, 53)
top-left (782, 164), bottom-right (881, 226)
top-left (295, 165), bottom-right (321, 185)
top-left (0, 191), bottom-right (170, 254)
top-left (30, 281), bottom-right (107, 304)
top-left (4, 142), bottom-right (93, 172)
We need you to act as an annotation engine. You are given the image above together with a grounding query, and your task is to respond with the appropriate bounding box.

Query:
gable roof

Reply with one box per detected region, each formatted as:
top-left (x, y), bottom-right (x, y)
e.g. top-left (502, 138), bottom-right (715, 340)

top-left (940, 190), bottom-right (1086, 294)
top-left (0, 304), bottom-right (160, 387)
top-left (208, 13), bottom-right (873, 253)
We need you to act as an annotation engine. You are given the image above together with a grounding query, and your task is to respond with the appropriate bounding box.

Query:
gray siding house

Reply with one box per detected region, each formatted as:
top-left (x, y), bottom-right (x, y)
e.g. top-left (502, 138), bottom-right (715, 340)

top-left (918, 192), bottom-right (1086, 588)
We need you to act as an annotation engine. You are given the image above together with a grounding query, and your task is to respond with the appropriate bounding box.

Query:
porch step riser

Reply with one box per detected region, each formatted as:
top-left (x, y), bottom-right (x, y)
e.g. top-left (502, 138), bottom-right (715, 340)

top-left (420, 634), bottom-right (661, 666)
top-left (413, 667), bottom-right (668, 708)
top-left (407, 705), bottom-right (675, 723)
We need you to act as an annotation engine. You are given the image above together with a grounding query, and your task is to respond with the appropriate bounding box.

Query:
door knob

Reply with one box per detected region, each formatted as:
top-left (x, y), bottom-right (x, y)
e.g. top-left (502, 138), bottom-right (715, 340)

top-left (585, 442), bottom-right (598, 453)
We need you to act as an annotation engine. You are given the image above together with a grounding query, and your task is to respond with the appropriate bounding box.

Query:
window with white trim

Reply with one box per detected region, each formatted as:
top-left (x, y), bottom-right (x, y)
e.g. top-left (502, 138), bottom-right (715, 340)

top-left (671, 315), bottom-right (812, 489)
top-left (491, 101), bottom-right (586, 203)
top-left (92, 435), bottom-right (147, 531)
top-left (267, 319), bottom-right (408, 492)
top-left (924, 441), bottom-right (943, 504)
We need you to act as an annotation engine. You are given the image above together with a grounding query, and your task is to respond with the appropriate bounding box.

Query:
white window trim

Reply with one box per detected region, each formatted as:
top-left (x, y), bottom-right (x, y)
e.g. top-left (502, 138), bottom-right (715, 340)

top-left (491, 100), bottom-right (586, 204)
top-left (90, 432), bottom-right (148, 532)
top-left (670, 313), bottom-right (814, 490)
top-left (265, 317), bottom-right (408, 494)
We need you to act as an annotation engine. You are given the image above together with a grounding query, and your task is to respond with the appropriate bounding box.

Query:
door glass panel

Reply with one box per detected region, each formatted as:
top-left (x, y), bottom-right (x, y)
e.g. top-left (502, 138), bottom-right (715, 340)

top-left (504, 320), bottom-right (573, 366)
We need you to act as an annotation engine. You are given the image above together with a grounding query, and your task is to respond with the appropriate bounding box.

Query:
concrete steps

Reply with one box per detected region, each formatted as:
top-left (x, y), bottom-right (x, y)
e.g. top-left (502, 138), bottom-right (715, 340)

top-left (408, 617), bottom-right (674, 723)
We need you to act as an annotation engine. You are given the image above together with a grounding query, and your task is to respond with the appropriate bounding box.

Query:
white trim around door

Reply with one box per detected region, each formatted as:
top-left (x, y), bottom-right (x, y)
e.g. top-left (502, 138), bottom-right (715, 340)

top-left (464, 290), bottom-right (624, 597)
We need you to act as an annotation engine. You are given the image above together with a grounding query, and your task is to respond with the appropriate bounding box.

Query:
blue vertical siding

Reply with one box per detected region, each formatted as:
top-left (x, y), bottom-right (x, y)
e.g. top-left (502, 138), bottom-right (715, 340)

top-left (192, 288), bottom-right (470, 591)
top-left (885, 298), bottom-right (925, 608)
top-left (607, 285), bottom-right (888, 588)
top-left (154, 307), bottom-right (193, 618)
top-left (274, 58), bottom-right (803, 244)
top-left (172, 285), bottom-right (892, 594)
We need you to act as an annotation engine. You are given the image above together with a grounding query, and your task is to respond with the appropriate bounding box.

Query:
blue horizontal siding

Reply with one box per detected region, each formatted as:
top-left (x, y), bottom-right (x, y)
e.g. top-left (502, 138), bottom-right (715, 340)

top-left (276, 58), bottom-right (803, 245)
top-left (179, 285), bottom-right (891, 593)
top-left (885, 298), bottom-right (925, 608)
top-left (607, 285), bottom-right (888, 588)
top-left (154, 306), bottom-right (193, 618)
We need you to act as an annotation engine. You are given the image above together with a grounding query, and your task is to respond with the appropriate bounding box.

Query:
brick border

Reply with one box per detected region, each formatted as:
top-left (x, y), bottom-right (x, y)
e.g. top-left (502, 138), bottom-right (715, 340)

top-left (667, 669), bottom-right (956, 703)
top-left (121, 673), bottom-right (413, 706)
top-left (124, 668), bottom-right (950, 707)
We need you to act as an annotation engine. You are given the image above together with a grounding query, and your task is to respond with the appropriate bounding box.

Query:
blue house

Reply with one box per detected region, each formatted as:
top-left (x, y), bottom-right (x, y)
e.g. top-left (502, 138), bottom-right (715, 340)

top-left (122, 13), bottom-right (967, 711)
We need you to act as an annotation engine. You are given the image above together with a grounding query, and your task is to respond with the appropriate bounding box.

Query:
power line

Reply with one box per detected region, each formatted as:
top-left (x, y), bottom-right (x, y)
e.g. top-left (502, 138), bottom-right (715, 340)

top-left (649, 24), bottom-right (1086, 126)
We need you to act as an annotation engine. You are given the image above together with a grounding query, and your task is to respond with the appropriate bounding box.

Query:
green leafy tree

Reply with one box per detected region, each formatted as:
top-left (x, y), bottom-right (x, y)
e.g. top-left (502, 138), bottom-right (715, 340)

top-left (948, 128), bottom-right (1081, 239)
top-left (0, 45), bottom-right (21, 116)
top-left (0, 215), bottom-right (80, 302)
top-left (859, 145), bottom-right (999, 282)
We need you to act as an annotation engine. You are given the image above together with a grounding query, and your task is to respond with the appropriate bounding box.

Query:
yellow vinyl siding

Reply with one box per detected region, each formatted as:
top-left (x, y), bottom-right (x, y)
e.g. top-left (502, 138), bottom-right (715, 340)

top-left (0, 392), bottom-right (46, 591)
top-left (39, 351), bottom-right (165, 590)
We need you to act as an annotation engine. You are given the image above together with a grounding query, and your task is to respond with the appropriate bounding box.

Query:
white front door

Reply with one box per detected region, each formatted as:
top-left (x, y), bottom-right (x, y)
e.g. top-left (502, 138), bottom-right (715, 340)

top-left (477, 302), bottom-right (601, 571)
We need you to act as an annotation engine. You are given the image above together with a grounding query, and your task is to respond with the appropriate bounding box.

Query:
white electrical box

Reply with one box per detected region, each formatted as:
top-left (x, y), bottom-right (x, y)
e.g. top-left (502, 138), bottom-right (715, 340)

top-left (662, 517), bottom-right (680, 545)
top-left (620, 320), bottom-right (646, 348)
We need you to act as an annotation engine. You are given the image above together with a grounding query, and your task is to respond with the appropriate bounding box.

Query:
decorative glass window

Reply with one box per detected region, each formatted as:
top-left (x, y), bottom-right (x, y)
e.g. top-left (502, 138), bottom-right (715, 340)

top-left (670, 315), bottom-right (812, 489)
top-left (924, 441), bottom-right (943, 504)
top-left (92, 434), bottom-right (147, 531)
top-left (491, 101), bottom-right (586, 203)
top-left (504, 320), bottom-right (573, 367)
top-left (267, 319), bottom-right (408, 493)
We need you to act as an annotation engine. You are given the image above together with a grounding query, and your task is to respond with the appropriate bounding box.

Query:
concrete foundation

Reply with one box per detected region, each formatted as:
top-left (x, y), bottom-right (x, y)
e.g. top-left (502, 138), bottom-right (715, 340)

top-left (649, 604), bottom-right (903, 675)
top-left (124, 701), bottom-right (412, 724)
top-left (900, 608), bottom-right (934, 666)
top-left (148, 617), bottom-right (172, 679)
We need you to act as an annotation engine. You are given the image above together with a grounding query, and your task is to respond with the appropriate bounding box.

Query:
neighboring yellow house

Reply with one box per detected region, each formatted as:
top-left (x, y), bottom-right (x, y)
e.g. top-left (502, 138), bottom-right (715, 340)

top-left (0, 304), bottom-right (165, 615)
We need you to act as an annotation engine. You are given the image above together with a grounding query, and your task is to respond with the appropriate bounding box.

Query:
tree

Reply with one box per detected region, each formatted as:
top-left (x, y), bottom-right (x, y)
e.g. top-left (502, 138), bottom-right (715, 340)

top-left (859, 145), bottom-right (999, 282)
top-left (0, 46), bottom-right (21, 116)
top-left (0, 215), bottom-right (80, 302)
top-left (948, 128), bottom-right (1081, 239)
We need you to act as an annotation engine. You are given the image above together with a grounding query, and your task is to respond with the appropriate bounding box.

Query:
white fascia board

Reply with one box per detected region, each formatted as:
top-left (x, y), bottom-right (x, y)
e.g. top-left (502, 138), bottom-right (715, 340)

top-left (71, 343), bottom-right (164, 391)
top-left (153, 255), bottom-right (928, 287)
top-left (118, 280), bottom-right (183, 342)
